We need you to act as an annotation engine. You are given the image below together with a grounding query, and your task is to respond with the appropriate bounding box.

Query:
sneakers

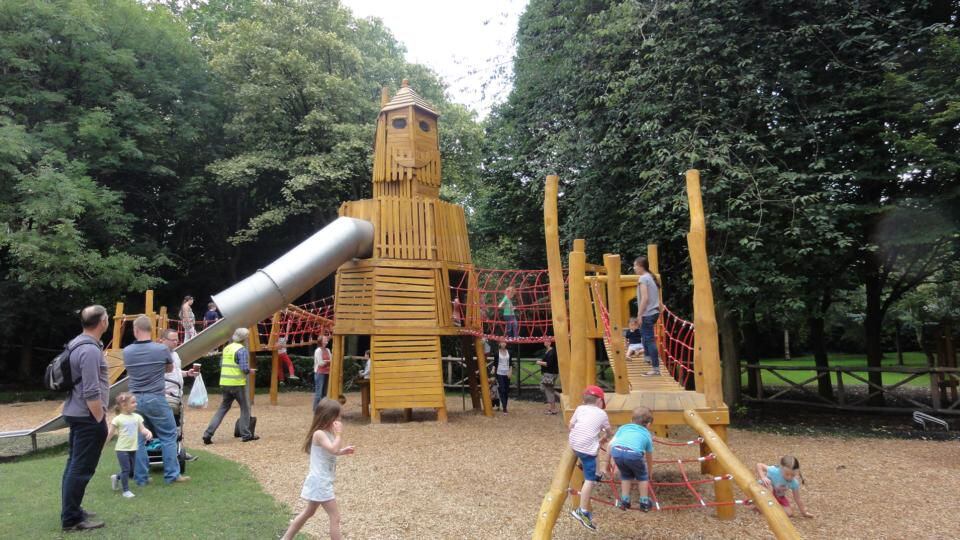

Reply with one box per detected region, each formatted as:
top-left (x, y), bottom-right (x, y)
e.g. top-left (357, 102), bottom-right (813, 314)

top-left (63, 519), bottom-right (105, 531)
top-left (110, 474), bottom-right (119, 491)
top-left (639, 497), bottom-right (653, 512)
top-left (121, 491), bottom-right (135, 499)
top-left (570, 507), bottom-right (597, 532)
top-left (288, 375), bottom-right (300, 381)
top-left (615, 497), bottom-right (631, 510)
top-left (241, 435), bottom-right (260, 442)
top-left (642, 370), bottom-right (661, 377)
top-left (185, 453), bottom-right (199, 462)
top-left (173, 475), bottom-right (191, 483)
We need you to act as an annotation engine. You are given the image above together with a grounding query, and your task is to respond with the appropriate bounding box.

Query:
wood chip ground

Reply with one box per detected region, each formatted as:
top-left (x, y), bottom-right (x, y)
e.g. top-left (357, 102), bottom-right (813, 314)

top-left (2, 395), bottom-right (957, 539)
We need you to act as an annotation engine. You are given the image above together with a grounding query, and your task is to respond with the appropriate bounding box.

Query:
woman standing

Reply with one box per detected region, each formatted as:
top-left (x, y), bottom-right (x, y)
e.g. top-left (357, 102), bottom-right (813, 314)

top-left (633, 257), bottom-right (661, 377)
top-left (313, 335), bottom-right (332, 411)
top-left (536, 337), bottom-right (560, 414)
top-left (180, 296), bottom-right (197, 342)
top-left (495, 340), bottom-right (512, 415)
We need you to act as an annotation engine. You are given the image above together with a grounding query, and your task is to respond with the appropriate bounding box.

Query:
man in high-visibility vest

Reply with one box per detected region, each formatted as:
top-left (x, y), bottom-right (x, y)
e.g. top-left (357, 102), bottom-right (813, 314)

top-left (202, 328), bottom-right (259, 443)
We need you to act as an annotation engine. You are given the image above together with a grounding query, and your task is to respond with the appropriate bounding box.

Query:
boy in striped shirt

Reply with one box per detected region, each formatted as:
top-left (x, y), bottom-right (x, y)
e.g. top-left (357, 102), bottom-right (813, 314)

top-left (568, 385), bottom-right (611, 532)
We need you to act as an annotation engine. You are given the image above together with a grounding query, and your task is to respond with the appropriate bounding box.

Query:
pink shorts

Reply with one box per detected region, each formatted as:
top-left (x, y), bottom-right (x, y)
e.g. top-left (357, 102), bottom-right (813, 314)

top-left (775, 494), bottom-right (790, 507)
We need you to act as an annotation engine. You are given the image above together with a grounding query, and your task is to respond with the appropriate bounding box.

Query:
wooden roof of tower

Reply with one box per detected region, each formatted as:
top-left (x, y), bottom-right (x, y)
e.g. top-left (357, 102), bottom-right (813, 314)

top-left (381, 79), bottom-right (439, 116)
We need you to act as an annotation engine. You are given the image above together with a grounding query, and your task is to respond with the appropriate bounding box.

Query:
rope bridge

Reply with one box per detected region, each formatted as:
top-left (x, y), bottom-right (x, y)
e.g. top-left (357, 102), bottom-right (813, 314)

top-left (570, 437), bottom-right (751, 512)
top-left (451, 268), bottom-right (555, 343)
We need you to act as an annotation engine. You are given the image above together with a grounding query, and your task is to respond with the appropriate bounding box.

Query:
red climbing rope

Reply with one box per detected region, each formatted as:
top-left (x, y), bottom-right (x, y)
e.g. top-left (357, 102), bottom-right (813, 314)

top-left (570, 437), bottom-right (751, 512)
top-left (451, 269), bottom-right (556, 343)
top-left (659, 307), bottom-right (695, 387)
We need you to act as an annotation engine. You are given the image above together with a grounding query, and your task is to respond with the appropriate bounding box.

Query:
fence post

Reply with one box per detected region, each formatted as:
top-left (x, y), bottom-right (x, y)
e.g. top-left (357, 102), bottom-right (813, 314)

top-left (754, 366), bottom-right (764, 399)
top-left (836, 369), bottom-right (845, 406)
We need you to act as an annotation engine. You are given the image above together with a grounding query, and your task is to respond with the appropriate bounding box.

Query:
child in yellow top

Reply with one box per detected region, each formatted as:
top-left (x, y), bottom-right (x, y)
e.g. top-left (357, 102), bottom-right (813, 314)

top-left (107, 392), bottom-right (153, 498)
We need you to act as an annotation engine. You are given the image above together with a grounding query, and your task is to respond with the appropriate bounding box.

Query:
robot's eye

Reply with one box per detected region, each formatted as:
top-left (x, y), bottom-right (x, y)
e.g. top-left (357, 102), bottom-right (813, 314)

top-left (391, 118), bottom-right (407, 129)
top-left (419, 121), bottom-right (430, 132)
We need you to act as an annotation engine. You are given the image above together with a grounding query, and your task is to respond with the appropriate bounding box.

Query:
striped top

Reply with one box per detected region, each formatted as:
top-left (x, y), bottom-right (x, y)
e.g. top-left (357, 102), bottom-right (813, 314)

top-left (568, 404), bottom-right (611, 456)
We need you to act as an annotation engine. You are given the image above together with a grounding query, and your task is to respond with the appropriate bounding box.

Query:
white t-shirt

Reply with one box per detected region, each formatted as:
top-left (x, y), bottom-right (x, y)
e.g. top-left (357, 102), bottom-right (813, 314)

top-left (496, 350), bottom-right (511, 376)
top-left (164, 351), bottom-right (184, 399)
top-left (568, 404), bottom-right (611, 455)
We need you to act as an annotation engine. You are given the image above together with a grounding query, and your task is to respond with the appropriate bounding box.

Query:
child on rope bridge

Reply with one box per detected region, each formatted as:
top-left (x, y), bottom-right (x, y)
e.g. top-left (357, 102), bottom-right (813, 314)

top-left (755, 456), bottom-right (814, 518)
top-left (624, 318), bottom-right (644, 359)
top-left (569, 385), bottom-right (611, 532)
top-left (610, 406), bottom-right (654, 512)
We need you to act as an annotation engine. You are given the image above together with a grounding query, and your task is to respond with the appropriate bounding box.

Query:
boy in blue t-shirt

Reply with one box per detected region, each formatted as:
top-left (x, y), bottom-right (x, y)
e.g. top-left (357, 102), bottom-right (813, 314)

top-left (610, 406), bottom-right (655, 511)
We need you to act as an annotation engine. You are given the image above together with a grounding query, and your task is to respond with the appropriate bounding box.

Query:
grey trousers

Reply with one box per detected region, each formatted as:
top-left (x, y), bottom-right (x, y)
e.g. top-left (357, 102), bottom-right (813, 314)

top-left (203, 386), bottom-right (251, 439)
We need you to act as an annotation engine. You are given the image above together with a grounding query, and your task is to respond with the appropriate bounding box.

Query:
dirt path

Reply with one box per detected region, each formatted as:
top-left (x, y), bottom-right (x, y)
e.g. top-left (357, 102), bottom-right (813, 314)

top-left (3, 395), bottom-right (958, 538)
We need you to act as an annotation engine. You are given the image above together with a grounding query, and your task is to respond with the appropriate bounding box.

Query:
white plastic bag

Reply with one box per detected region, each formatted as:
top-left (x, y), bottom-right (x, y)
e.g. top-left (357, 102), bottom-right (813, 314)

top-left (188, 373), bottom-right (208, 408)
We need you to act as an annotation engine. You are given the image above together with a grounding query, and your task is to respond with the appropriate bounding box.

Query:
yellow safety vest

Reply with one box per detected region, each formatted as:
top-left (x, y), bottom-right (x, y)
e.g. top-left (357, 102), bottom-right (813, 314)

top-left (219, 342), bottom-right (246, 386)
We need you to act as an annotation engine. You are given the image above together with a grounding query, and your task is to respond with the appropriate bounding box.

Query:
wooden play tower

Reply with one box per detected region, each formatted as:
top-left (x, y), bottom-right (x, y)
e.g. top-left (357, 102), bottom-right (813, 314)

top-left (532, 171), bottom-right (800, 539)
top-left (328, 81), bottom-right (493, 422)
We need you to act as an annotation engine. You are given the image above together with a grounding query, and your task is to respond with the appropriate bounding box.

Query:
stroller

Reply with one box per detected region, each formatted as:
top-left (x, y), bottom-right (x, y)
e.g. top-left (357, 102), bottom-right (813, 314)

top-left (144, 395), bottom-right (187, 474)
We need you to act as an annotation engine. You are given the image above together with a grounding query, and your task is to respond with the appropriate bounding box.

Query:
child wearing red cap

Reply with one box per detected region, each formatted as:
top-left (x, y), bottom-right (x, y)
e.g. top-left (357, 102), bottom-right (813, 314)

top-left (568, 385), bottom-right (611, 532)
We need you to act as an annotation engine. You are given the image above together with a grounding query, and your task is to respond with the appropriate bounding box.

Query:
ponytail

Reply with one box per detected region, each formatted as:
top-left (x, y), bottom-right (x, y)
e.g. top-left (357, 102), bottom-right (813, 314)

top-left (780, 455), bottom-right (805, 485)
top-left (634, 256), bottom-right (660, 287)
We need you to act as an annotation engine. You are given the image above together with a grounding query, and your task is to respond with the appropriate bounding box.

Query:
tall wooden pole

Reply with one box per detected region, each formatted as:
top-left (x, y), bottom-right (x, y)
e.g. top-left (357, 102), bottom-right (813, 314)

top-left (145, 290), bottom-right (156, 340)
top-left (247, 325), bottom-right (259, 404)
top-left (543, 175), bottom-right (572, 394)
top-left (685, 170), bottom-right (724, 407)
top-left (267, 312), bottom-right (281, 405)
top-left (568, 245), bottom-right (588, 404)
top-left (603, 254), bottom-right (630, 394)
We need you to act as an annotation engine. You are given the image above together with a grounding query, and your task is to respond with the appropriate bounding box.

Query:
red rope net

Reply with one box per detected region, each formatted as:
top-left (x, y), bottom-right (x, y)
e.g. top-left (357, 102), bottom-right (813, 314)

top-left (659, 307), bottom-right (695, 388)
top-left (569, 437), bottom-right (750, 512)
top-left (451, 269), bottom-right (556, 343)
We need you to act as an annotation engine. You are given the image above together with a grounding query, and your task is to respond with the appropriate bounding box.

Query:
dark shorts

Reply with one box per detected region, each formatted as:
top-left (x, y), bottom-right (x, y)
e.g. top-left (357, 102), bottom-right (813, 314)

top-left (611, 446), bottom-right (648, 481)
top-left (574, 451), bottom-right (599, 482)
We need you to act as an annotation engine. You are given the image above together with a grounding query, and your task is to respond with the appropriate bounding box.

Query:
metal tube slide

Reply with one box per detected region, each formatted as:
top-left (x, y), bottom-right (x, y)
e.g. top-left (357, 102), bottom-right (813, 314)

top-left (13, 217), bottom-right (373, 436)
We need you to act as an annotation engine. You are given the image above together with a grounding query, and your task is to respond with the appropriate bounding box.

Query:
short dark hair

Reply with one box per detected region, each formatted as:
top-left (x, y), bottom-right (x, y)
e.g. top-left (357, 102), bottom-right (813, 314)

top-left (80, 305), bottom-right (108, 329)
top-left (162, 328), bottom-right (178, 340)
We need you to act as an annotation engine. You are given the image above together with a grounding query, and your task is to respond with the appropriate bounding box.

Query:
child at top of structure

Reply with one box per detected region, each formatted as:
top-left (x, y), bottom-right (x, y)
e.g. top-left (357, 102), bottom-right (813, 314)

top-left (568, 385), bottom-right (611, 532)
top-left (107, 392), bottom-right (153, 498)
top-left (610, 406), bottom-right (655, 512)
top-left (282, 398), bottom-right (356, 540)
top-left (498, 287), bottom-right (519, 338)
top-left (623, 317), bottom-right (644, 360)
top-left (756, 456), bottom-right (813, 518)
top-left (276, 336), bottom-right (299, 383)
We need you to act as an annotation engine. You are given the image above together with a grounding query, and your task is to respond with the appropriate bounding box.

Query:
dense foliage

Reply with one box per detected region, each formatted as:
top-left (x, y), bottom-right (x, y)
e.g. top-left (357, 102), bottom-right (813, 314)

top-left (0, 0), bottom-right (957, 405)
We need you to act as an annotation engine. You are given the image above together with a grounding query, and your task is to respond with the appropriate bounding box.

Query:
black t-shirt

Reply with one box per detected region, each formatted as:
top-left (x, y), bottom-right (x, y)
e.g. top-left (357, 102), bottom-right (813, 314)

top-left (541, 347), bottom-right (559, 375)
top-left (624, 328), bottom-right (643, 345)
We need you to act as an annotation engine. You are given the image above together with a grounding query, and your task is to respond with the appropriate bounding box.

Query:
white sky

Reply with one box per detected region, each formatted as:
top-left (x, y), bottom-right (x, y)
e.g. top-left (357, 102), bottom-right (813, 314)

top-left (341, 0), bottom-right (528, 118)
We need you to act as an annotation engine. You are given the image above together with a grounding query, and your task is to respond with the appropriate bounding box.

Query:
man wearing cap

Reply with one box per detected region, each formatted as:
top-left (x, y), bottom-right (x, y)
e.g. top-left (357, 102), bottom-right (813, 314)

top-left (567, 385), bottom-right (611, 532)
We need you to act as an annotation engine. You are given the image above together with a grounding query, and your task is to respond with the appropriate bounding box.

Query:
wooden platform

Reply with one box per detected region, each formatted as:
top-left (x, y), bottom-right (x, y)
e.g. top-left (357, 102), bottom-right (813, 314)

top-left (563, 355), bottom-right (728, 426)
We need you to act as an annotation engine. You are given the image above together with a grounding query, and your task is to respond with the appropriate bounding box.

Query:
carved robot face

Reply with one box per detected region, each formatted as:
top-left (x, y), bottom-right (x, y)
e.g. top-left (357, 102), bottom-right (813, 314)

top-left (385, 108), bottom-right (439, 176)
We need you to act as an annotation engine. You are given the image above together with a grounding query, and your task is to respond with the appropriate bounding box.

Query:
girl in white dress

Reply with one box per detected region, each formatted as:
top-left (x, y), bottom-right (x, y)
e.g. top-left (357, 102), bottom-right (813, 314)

top-left (282, 398), bottom-right (355, 540)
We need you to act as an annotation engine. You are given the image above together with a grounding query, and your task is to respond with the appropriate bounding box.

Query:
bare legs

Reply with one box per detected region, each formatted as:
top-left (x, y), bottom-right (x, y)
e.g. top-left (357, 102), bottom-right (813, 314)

top-left (282, 499), bottom-right (341, 540)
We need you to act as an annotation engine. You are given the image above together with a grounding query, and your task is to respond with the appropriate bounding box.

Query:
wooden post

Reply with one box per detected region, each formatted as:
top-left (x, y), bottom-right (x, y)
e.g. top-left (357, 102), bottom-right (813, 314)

top-left (112, 302), bottom-right (124, 349)
top-left (474, 338), bottom-right (493, 417)
top-left (685, 170), bottom-right (724, 408)
top-left (158, 306), bottom-right (168, 335)
top-left (684, 411), bottom-right (800, 539)
top-left (708, 424), bottom-right (736, 519)
top-left (247, 325), bottom-right (258, 404)
top-left (267, 312), bottom-right (281, 406)
top-left (145, 290), bottom-right (156, 340)
top-left (568, 245), bottom-right (589, 405)
top-left (328, 335), bottom-right (345, 401)
top-left (461, 335), bottom-right (482, 410)
top-left (543, 175), bottom-right (573, 400)
top-left (532, 448), bottom-right (577, 540)
top-left (603, 254), bottom-right (630, 394)
top-left (585, 339), bottom-right (597, 386)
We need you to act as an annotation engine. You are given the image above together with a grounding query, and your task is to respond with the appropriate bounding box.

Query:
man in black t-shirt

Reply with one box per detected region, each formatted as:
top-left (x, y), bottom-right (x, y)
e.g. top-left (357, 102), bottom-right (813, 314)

top-left (536, 337), bottom-right (560, 415)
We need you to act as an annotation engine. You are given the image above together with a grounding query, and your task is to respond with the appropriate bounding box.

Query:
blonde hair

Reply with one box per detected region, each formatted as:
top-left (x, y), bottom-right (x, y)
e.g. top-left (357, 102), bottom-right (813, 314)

top-left (582, 394), bottom-right (600, 406)
top-left (114, 392), bottom-right (135, 414)
top-left (632, 406), bottom-right (653, 426)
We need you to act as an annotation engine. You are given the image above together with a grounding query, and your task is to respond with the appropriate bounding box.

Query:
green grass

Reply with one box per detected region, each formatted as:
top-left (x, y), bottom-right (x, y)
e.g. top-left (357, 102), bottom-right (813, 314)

top-left (0, 446), bottom-right (298, 539)
top-left (741, 352), bottom-right (934, 388)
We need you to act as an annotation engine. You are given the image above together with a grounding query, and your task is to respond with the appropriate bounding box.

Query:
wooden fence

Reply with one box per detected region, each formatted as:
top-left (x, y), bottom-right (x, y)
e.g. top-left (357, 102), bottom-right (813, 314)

top-left (741, 362), bottom-right (960, 415)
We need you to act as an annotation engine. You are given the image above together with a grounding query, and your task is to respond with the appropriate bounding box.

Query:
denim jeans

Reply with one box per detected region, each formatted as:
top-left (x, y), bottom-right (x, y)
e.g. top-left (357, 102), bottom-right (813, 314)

top-left (504, 315), bottom-right (519, 338)
top-left (61, 414), bottom-right (108, 527)
top-left (640, 312), bottom-right (660, 370)
top-left (313, 372), bottom-right (328, 411)
top-left (496, 374), bottom-right (511, 411)
top-left (134, 392), bottom-right (180, 484)
top-left (116, 450), bottom-right (136, 491)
